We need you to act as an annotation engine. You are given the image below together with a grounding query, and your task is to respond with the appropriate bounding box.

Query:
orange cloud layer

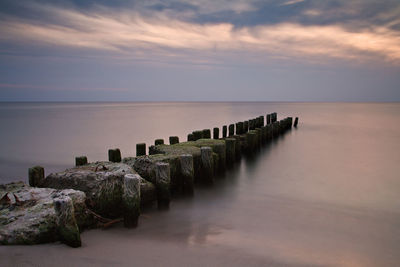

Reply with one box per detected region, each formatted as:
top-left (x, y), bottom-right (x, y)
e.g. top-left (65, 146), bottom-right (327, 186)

top-left (1, 6), bottom-right (399, 65)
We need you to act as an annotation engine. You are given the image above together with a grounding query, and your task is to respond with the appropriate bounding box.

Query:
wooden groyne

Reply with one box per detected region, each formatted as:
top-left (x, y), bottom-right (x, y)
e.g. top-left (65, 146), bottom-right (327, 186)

top-left (1, 113), bottom-right (298, 247)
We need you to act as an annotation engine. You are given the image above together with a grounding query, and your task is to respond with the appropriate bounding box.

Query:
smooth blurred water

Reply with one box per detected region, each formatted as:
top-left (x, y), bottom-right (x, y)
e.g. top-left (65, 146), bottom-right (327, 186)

top-left (1, 102), bottom-right (400, 266)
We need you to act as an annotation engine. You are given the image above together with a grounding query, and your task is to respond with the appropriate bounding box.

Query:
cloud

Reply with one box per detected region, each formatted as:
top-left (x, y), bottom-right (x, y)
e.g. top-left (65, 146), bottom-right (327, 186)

top-left (0, 2), bottom-right (400, 65)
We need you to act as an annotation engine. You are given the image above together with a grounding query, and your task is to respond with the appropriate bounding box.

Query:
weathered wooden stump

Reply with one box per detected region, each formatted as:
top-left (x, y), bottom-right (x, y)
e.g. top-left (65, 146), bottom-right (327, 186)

top-left (244, 121), bottom-right (249, 132)
top-left (136, 143), bottom-right (146, 156)
top-left (53, 196), bottom-right (81, 248)
top-left (294, 117), bottom-right (299, 127)
top-left (155, 162), bottom-right (171, 209)
top-left (225, 138), bottom-right (236, 165)
top-left (187, 133), bottom-right (195, 141)
top-left (228, 124), bottom-right (234, 136)
top-left (169, 136), bottom-right (179, 145)
top-left (155, 139), bottom-right (164, 145)
top-left (122, 173), bottom-right (141, 228)
top-left (201, 147), bottom-right (214, 184)
top-left (28, 165), bottom-right (44, 187)
top-left (213, 127), bottom-right (219, 139)
top-left (222, 125), bottom-right (227, 138)
top-left (75, 156), bottom-right (87, 167)
top-left (267, 114), bottom-right (271, 124)
top-left (108, 148), bottom-right (121, 163)
top-left (246, 132), bottom-right (257, 153)
top-left (202, 129), bottom-right (211, 139)
top-left (193, 130), bottom-right (203, 141)
top-left (180, 154), bottom-right (194, 195)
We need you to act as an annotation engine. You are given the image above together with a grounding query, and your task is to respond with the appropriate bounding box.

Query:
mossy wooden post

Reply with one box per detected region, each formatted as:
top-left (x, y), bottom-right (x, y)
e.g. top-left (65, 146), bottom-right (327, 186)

top-left (232, 135), bottom-right (242, 160)
top-left (228, 124), bottom-right (234, 136)
top-left (267, 114), bottom-right (271, 125)
top-left (249, 120), bottom-right (254, 130)
top-left (202, 129), bottom-right (211, 139)
top-left (75, 156), bottom-right (87, 167)
top-left (222, 126), bottom-right (227, 138)
top-left (294, 117), bottom-right (299, 127)
top-left (213, 127), bottom-right (219, 139)
top-left (180, 154), bottom-right (194, 195)
top-left (29, 166), bottom-right (44, 187)
top-left (213, 142), bottom-right (226, 172)
top-left (155, 139), bottom-right (164, 145)
top-left (201, 147), bottom-right (214, 184)
top-left (108, 148), bottom-right (121, 163)
top-left (255, 128), bottom-right (262, 148)
top-left (225, 138), bottom-right (236, 165)
top-left (244, 121), bottom-right (249, 132)
top-left (246, 132), bottom-right (257, 153)
top-left (122, 173), bottom-right (141, 228)
top-left (155, 162), bottom-right (171, 209)
top-left (169, 136), bottom-right (179, 145)
top-left (53, 196), bottom-right (81, 248)
top-left (136, 143), bottom-right (146, 156)
top-left (261, 127), bottom-right (267, 144)
top-left (193, 130), bottom-right (203, 141)
top-left (187, 133), bottom-right (195, 141)
top-left (260, 116), bottom-right (264, 127)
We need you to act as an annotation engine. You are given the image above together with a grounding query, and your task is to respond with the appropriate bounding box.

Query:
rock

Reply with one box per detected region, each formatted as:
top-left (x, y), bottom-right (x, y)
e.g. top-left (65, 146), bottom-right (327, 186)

top-left (0, 182), bottom-right (92, 247)
top-left (38, 162), bottom-right (154, 218)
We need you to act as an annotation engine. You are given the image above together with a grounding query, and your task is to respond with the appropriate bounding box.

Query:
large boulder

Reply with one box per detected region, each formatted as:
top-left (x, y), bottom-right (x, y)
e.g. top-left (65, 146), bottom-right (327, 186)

top-left (0, 182), bottom-right (92, 247)
top-left (39, 162), bottom-right (156, 217)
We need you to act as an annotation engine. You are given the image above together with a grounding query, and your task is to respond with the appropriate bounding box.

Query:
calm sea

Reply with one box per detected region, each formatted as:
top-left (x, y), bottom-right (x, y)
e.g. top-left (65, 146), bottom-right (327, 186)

top-left (1, 102), bottom-right (400, 266)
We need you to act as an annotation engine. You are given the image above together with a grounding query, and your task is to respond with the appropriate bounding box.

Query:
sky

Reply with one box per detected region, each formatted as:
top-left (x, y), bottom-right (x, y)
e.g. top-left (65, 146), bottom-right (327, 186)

top-left (0, 0), bottom-right (399, 101)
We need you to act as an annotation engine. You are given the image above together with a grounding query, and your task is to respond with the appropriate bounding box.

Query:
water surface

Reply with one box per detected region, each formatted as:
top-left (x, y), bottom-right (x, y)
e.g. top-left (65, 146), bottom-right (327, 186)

top-left (1, 102), bottom-right (399, 266)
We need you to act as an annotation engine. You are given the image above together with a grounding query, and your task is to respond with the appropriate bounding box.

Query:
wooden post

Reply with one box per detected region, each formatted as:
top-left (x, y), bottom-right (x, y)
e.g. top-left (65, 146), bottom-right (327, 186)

top-left (75, 156), bottom-right (87, 166)
top-left (180, 154), bottom-right (194, 195)
top-left (193, 130), bottom-right (203, 141)
top-left (122, 173), bottom-right (141, 228)
top-left (202, 129), bottom-right (211, 139)
top-left (201, 147), bottom-right (214, 184)
top-left (213, 127), bottom-right (219, 139)
top-left (136, 143), bottom-right (146, 156)
top-left (187, 133), bottom-right (195, 141)
top-left (228, 124), bottom-right (234, 136)
top-left (225, 138), bottom-right (236, 165)
top-left (53, 196), bottom-right (81, 247)
top-left (155, 162), bottom-right (171, 209)
top-left (28, 166), bottom-right (44, 187)
top-left (294, 117), bottom-right (299, 127)
top-left (108, 148), bottom-right (121, 162)
top-left (222, 125), bottom-right (227, 138)
top-left (155, 139), bottom-right (164, 145)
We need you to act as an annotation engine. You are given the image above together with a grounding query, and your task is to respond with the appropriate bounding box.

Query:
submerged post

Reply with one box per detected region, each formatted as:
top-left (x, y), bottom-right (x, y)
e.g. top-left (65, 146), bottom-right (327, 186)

top-left (29, 166), bottom-right (44, 187)
top-left (136, 143), bottom-right (146, 156)
top-left (213, 127), bottom-right (219, 139)
top-left (108, 148), bottom-right (121, 163)
top-left (75, 156), bottom-right (87, 167)
top-left (155, 162), bottom-right (171, 209)
top-left (179, 154), bottom-right (194, 195)
top-left (122, 173), bottom-right (141, 228)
